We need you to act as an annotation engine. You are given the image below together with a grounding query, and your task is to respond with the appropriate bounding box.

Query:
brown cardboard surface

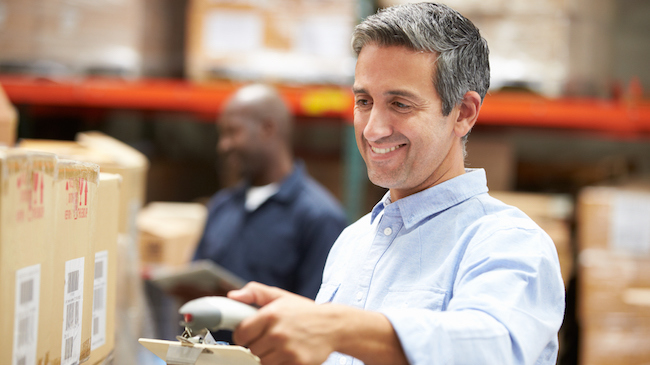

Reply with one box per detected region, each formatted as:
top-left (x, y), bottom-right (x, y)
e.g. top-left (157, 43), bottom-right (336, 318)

top-left (580, 313), bottom-right (650, 365)
top-left (51, 159), bottom-right (99, 365)
top-left (185, 0), bottom-right (356, 83)
top-left (137, 202), bottom-right (207, 268)
top-left (19, 132), bottom-right (149, 238)
top-left (87, 173), bottom-right (121, 365)
top-left (0, 150), bottom-right (57, 365)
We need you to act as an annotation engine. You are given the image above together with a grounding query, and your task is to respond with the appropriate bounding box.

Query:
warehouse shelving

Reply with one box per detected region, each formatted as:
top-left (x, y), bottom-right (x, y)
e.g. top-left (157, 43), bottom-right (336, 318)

top-left (2, 75), bottom-right (650, 136)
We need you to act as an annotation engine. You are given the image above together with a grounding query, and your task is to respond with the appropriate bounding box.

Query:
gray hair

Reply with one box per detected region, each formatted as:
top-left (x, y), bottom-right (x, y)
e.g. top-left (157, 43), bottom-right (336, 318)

top-left (352, 3), bottom-right (490, 145)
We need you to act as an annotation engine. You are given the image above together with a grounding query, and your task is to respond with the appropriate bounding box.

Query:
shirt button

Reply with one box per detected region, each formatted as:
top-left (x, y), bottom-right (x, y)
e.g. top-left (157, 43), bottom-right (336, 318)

top-left (339, 356), bottom-right (347, 365)
top-left (356, 291), bottom-right (363, 301)
top-left (383, 227), bottom-right (392, 236)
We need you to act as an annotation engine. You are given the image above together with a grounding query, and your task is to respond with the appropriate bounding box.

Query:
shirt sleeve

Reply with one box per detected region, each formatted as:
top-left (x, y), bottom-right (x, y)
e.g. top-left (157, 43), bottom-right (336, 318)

top-left (380, 226), bottom-right (565, 365)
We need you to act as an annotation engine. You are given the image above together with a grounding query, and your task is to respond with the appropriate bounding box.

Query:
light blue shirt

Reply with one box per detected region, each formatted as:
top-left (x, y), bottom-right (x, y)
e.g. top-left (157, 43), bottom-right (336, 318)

top-left (315, 169), bottom-right (565, 365)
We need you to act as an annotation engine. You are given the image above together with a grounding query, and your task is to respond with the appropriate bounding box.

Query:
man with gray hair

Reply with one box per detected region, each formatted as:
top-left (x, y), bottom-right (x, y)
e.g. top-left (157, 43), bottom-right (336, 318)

top-left (227, 4), bottom-right (565, 365)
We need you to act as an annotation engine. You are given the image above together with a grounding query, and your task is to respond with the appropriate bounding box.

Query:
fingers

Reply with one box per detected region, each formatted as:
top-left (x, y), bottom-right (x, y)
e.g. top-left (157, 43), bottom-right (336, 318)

top-left (228, 281), bottom-right (292, 307)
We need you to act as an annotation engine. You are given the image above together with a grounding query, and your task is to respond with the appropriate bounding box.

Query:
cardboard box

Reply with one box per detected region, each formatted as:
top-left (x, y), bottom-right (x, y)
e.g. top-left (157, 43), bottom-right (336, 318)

top-left (0, 0), bottom-right (183, 77)
top-left (577, 184), bottom-right (650, 254)
top-left (0, 150), bottom-right (57, 365)
top-left (87, 173), bottom-right (121, 365)
top-left (186, 0), bottom-right (356, 84)
top-left (577, 181), bottom-right (650, 364)
top-left (490, 191), bottom-right (574, 286)
top-left (580, 313), bottom-right (650, 365)
top-left (137, 202), bottom-right (208, 269)
top-left (19, 134), bottom-right (150, 364)
top-left (51, 159), bottom-right (99, 365)
top-left (20, 131), bottom-right (149, 238)
top-left (0, 84), bottom-right (18, 147)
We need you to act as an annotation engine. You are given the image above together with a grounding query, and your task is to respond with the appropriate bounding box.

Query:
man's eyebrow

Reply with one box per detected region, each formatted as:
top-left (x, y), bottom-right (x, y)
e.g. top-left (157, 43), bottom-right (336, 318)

top-left (352, 86), bottom-right (367, 95)
top-left (386, 90), bottom-right (419, 99)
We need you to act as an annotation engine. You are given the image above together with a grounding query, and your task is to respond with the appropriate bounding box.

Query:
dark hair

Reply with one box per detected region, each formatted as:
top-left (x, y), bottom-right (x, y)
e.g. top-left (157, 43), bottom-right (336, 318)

top-left (352, 2), bottom-right (490, 118)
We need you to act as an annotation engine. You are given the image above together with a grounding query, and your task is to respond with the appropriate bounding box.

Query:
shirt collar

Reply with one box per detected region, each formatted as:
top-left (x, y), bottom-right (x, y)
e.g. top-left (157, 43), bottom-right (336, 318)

top-left (267, 160), bottom-right (305, 203)
top-left (370, 168), bottom-right (489, 229)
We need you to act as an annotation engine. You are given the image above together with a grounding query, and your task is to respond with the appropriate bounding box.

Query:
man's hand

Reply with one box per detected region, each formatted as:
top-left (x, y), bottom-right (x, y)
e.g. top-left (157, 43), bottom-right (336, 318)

top-left (228, 282), bottom-right (408, 365)
top-left (228, 282), bottom-right (340, 365)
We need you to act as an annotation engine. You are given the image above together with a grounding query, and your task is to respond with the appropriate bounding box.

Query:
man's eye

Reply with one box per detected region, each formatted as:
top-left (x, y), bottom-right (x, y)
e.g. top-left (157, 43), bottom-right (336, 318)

top-left (356, 99), bottom-right (370, 106)
top-left (393, 101), bottom-right (409, 108)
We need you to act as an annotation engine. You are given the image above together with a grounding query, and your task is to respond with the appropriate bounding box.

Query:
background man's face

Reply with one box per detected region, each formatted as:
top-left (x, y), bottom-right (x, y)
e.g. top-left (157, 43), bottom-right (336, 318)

top-left (217, 106), bottom-right (264, 180)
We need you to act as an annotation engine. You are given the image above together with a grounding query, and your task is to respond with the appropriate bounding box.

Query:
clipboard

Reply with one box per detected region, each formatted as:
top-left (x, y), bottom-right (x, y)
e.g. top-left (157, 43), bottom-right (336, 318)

top-left (138, 338), bottom-right (260, 365)
top-left (149, 260), bottom-right (247, 294)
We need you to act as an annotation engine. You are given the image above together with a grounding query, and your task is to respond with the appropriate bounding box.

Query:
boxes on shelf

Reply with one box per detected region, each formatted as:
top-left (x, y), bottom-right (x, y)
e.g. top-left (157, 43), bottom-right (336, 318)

top-left (19, 132), bottom-right (150, 364)
top-left (186, 0), bottom-right (356, 84)
top-left (576, 181), bottom-right (650, 364)
top-left (137, 202), bottom-right (208, 269)
top-left (88, 173), bottom-right (121, 365)
top-left (490, 191), bottom-right (574, 286)
top-left (0, 0), bottom-right (184, 77)
top-left (19, 131), bottom-right (149, 239)
top-left (0, 150), bottom-right (57, 365)
top-left (0, 84), bottom-right (17, 147)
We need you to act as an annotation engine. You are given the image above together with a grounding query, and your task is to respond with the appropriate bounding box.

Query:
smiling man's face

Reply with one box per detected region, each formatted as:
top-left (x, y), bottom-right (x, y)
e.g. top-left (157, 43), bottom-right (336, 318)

top-left (353, 44), bottom-right (466, 201)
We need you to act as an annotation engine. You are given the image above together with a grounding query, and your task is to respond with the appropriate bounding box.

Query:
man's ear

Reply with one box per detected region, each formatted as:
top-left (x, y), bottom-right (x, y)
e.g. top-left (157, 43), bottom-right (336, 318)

top-left (454, 91), bottom-right (481, 138)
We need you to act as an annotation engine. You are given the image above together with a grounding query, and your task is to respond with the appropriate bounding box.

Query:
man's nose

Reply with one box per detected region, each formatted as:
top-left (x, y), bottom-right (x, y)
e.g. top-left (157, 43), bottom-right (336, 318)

top-left (363, 107), bottom-right (392, 142)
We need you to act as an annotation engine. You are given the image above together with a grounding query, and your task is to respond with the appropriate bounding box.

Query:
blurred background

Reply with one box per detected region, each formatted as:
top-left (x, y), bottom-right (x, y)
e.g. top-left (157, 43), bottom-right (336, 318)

top-left (1, 0), bottom-right (649, 364)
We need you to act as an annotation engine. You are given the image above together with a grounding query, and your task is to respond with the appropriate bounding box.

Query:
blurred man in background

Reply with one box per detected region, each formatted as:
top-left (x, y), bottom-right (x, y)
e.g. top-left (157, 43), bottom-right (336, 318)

top-left (192, 83), bottom-right (347, 300)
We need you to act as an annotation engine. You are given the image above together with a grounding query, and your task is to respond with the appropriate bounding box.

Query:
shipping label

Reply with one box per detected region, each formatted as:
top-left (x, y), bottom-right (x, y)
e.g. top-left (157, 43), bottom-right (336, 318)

top-left (12, 264), bottom-right (41, 365)
top-left (91, 251), bottom-right (108, 351)
top-left (61, 258), bottom-right (84, 365)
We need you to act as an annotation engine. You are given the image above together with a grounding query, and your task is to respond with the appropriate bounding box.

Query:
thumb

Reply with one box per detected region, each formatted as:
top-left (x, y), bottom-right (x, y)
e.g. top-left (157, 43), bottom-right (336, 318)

top-left (227, 281), bottom-right (290, 307)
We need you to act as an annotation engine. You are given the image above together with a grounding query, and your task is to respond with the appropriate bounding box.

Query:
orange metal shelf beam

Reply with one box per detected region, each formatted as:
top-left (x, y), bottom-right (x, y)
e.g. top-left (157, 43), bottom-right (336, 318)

top-left (0, 75), bottom-right (354, 120)
top-left (2, 75), bottom-right (650, 135)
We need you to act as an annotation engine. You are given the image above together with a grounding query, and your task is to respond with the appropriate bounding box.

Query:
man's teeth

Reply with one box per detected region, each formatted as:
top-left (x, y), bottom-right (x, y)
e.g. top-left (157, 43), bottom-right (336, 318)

top-left (371, 145), bottom-right (403, 154)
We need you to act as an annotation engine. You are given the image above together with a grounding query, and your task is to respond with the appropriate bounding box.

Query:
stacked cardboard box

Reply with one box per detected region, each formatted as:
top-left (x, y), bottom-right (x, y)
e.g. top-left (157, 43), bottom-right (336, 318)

top-left (0, 150), bottom-right (57, 365)
top-left (137, 202), bottom-right (208, 269)
top-left (1, 151), bottom-right (122, 365)
top-left (19, 132), bottom-right (150, 364)
top-left (0, 0), bottom-right (183, 77)
top-left (186, 0), bottom-right (356, 84)
top-left (51, 160), bottom-right (100, 365)
top-left (577, 183), bottom-right (650, 364)
top-left (88, 173), bottom-right (121, 365)
top-left (490, 191), bottom-right (574, 286)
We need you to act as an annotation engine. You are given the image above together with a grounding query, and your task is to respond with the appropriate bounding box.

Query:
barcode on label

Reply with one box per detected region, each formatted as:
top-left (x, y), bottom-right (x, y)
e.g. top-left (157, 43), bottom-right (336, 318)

top-left (64, 337), bottom-right (74, 360)
top-left (20, 279), bottom-right (34, 305)
top-left (94, 261), bottom-right (104, 280)
top-left (17, 357), bottom-right (26, 365)
top-left (93, 288), bottom-right (104, 311)
top-left (65, 301), bottom-right (79, 330)
top-left (67, 271), bottom-right (79, 293)
top-left (17, 316), bottom-right (32, 347)
top-left (93, 317), bottom-right (99, 336)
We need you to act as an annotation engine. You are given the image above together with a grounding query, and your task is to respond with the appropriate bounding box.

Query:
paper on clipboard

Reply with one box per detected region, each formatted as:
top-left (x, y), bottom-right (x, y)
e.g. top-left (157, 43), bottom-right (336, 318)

top-left (149, 260), bottom-right (247, 294)
top-left (138, 338), bottom-right (260, 365)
